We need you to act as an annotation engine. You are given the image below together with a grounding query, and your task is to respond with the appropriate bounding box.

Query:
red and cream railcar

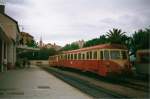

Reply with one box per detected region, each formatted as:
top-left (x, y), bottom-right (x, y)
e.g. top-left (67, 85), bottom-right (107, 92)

top-left (49, 44), bottom-right (132, 77)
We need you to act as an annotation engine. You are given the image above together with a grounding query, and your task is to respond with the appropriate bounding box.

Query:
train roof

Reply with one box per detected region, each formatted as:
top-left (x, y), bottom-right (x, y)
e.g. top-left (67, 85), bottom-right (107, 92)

top-left (63, 44), bottom-right (128, 54)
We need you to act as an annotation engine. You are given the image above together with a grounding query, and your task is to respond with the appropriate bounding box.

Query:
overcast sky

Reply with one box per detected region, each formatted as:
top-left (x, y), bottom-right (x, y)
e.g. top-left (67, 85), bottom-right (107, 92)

top-left (4, 0), bottom-right (150, 46)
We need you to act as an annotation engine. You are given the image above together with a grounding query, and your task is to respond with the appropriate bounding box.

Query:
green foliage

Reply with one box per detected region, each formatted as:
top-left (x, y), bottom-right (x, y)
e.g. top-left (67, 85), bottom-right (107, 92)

top-left (19, 27), bottom-right (150, 60)
top-left (19, 48), bottom-right (57, 60)
top-left (131, 28), bottom-right (150, 52)
top-left (26, 40), bottom-right (38, 48)
top-left (106, 28), bottom-right (128, 45)
top-left (83, 35), bottom-right (108, 47)
top-left (61, 27), bottom-right (149, 53)
top-left (61, 43), bottom-right (79, 51)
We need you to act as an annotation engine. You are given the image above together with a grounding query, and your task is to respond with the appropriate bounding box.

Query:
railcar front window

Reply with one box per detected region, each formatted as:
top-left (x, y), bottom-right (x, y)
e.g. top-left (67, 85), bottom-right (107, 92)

top-left (110, 51), bottom-right (121, 59)
top-left (74, 54), bottom-right (77, 60)
top-left (104, 50), bottom-right (109, 60)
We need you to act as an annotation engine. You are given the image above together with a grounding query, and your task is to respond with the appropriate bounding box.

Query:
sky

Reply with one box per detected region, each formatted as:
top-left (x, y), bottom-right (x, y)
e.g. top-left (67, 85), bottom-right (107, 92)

top-left (3, 0), bottom-right (150, 46)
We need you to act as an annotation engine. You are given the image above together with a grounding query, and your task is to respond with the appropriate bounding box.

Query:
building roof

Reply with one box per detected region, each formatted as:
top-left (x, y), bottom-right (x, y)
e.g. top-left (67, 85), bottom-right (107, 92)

top-left (0, 26), bottom-right (10, 41)
top-left (2, 13), bottom-right (20, 33)
top-left (0, 13), bottom-right (20, 41)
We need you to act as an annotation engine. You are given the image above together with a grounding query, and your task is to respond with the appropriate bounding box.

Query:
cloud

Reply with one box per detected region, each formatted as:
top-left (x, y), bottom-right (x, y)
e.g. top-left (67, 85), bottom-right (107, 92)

top-left (6, 0), bottom-right (30, 5)
top-left (5, 0), bottom-right (150, 46)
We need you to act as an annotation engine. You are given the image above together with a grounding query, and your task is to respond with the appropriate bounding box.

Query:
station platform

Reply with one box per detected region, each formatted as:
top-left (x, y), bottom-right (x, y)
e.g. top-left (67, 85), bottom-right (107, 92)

top-left (0, 65), bottom-right (92, 99)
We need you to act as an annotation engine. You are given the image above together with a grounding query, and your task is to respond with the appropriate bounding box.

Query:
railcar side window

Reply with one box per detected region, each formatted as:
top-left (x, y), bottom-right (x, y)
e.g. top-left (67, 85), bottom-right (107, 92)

top-left (60, 55), bottom-right (63, 60)
top-left (89, 51), bottom-right (92, 59)
top-left (93, 51), bottom-right (97, 59)
top-left (68, 54), bottom-right (70, 60)
top-left (74, 54), bottom-right (77, 60)
top-left (78, 53), bottom-right (81, 60)
top-left (82, 53), bottom-right (85, 60)
top-left (121, 51), bottom-right (127, 59)
top-left (100, 51), bottom-right (103, 59)
top-left (71, 54), bottom-right (73, 60)
top-left (110, 51), bottom-right (120, 59)
top-left (87, 52), bottom-right (89, 59)
top-left (63, 55), bottom-right (65, 60)
top-left (104, 50), bottom-right (109, 60)
top-left (65, 54), bottom-right (67, 60)
top-left (58, 56), bottom-right (60, 60)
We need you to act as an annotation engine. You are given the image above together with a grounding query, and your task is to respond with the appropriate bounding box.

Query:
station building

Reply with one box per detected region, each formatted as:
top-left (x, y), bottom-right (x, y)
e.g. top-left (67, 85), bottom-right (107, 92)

top-left (0, 4), bottom-right (20, 71)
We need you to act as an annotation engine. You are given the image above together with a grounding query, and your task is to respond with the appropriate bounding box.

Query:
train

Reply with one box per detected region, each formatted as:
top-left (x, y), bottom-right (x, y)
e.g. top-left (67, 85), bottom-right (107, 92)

top-left (135, 49), bottom-right (150, 76)
top-left (49, 44), bottom-right (132, 77)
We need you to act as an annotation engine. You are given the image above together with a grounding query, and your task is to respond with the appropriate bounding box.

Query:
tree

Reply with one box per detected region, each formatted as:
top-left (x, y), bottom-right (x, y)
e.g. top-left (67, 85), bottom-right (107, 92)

top-left (106, 28), bottom-right (128, 45)
top-left (19, 48), bottom-right (57, 60)
top-left (26, 39), bottom-right (38, 48)
top-left (61, 43), bottom-right (79, 51)
top-left (83, 35), bottom-right (108, 47)
top-left (131, 28), bottom-right (150, 53)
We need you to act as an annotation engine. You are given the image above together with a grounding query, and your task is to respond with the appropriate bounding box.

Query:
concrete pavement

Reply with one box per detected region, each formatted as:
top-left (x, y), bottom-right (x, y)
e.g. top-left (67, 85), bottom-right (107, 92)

top-left (0, 65), bottom-right (92, 99)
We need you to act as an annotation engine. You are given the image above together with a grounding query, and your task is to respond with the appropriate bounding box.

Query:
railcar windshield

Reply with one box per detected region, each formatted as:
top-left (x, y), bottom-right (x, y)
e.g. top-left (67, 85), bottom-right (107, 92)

top-left (104, 50), bottom-right (109, 59)
top-left (110, 50), bottom-right (121, 59)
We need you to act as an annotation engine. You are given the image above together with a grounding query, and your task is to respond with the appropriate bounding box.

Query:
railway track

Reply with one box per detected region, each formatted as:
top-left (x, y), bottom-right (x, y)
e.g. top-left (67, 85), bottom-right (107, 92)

top-left (42, 67), bottom-right (149, 98)
top-left (57, 67), bottom-right (149, 92)
top-left (113, 77), bottom-right (149, 92)
top-left (43, 67), bottom-right (128, 98)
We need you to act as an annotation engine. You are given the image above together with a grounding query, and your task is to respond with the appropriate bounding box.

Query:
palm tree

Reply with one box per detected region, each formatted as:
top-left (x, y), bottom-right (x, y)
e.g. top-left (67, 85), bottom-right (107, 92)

top-left (106, 28), bottom-right (127, 44)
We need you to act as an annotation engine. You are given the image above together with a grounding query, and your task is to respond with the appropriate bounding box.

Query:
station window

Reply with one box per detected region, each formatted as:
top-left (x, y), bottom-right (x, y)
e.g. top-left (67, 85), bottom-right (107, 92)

top-left (100, 51), bottom-right (103, 59)
top-left (74, 54), bottom-right (77, 60)
top-left (93, 51), bottom-right (97, 59)
top-left (104, 50), bottom-right (109, 60)
top-left (78, 53), bottom-right (81, 60)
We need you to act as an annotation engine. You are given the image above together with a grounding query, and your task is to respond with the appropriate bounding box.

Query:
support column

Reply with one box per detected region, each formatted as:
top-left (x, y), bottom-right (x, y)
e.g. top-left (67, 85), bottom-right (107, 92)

top-left (0, 38), bottom-right (2, 72)
top-left (0, 39), bottom-right (2, 63)
top-left (1, 40), bottom-right (4, 72)
top-left (3, 41), bottom-right (7, 71)
top-left (7, 42), bottom-right (14, 69)
top-left (13, 43), bottom-right (16, 66)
